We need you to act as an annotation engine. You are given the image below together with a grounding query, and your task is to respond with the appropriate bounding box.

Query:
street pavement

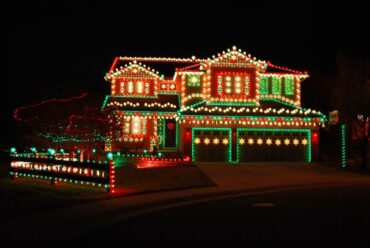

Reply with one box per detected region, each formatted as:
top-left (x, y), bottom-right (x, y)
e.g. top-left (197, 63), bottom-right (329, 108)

top-left (2, 162), bottom-right (370, 246)
top-left (60, 185), bottom-right (370, 247)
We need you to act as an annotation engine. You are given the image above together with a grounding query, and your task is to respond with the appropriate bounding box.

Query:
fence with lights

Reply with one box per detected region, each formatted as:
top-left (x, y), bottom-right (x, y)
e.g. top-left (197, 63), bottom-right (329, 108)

top-left (9, 148), bottom-right (115, 193)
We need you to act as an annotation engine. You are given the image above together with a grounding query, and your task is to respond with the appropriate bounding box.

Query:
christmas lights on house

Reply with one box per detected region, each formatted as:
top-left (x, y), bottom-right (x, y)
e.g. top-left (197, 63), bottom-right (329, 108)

top-left (101, 46), bottom-right (324, 163)
top-left (12, 46), bottom-right (325, 168)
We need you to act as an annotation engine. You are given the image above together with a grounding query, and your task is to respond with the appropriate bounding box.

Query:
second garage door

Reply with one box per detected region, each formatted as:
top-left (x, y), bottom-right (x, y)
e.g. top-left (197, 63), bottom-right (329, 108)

top-left (237, 128), bottom-right (311, 162)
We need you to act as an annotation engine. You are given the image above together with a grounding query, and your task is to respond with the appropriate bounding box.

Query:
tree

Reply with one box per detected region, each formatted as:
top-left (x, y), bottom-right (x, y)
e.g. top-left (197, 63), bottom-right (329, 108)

top-left (333, 51), bottom-right (370, 169)
top-left (14, 93), bottom-right (121, 159)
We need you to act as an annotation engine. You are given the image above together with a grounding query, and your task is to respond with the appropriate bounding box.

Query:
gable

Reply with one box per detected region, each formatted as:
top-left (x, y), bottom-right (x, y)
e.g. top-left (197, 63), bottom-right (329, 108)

top-left (201, 46), bottom-right (268, 72)
top-left (105, 62), bottom-right (162, 81)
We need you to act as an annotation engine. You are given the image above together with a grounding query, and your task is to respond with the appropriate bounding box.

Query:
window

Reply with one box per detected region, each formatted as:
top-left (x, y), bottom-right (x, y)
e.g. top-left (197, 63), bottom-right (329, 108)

top-left (260, 77), bottom-right (269, 94)
top-left (218, 74), bottom-right (249, 95)
top-left (284, 77), bottom-right (294, 95)
top-left (136, 81), bottom-right (143, 94)
top-left (272, 77), bottom-right (282, 95)
top-left (123, 117), bottom-right (142, 135)
top-left (122, 81), bottom-right (150, 95)
top-left (244, 76), bottom-right (250, 95)
top-left (128, 81), bottom-right (134, 93)
top-left (187, 75), bottom-right (201, 87)
top-left (234, 76), bottom-right (242, 94)
top-left (120, 82), bottom-right (125, 94)
top-left (145, 83), bottom-right (150, 93)
top-left (225, 76), bottom-right (233, 94)
top-left (123, 121), bottom-right (131, 134)
top-left (132, 117), bottom-right (141, 134)
top-left (217, 75), bottom-right (223, 94)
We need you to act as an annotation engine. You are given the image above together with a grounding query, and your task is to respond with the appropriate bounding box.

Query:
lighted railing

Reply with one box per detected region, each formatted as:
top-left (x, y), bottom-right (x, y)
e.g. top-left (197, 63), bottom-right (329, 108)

top-left (9, 150), bottom-right (115, 193)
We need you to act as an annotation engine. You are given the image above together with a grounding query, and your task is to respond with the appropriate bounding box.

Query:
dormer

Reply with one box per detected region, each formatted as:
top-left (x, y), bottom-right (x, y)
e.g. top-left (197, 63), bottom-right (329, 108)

top-left (197, 47), bottom-right (266, 107)
top-left (105, 62), bottom-right (162, 97)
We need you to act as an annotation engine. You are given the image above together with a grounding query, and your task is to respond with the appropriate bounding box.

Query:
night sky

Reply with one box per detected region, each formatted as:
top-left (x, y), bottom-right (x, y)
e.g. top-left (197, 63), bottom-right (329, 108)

top-left (3, 1), bottom-right (369, 149)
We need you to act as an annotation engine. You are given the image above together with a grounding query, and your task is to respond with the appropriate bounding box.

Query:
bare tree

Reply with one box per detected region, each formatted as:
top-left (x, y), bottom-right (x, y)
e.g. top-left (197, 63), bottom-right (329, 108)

top-left (14, 93), bottom-right (121, 159)
top-left (333, 51), bottom-right (370, 169)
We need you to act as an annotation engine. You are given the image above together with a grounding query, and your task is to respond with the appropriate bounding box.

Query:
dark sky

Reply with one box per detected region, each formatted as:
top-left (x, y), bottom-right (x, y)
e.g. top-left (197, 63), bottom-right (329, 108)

top-left (3, 1), bottom-right (369, 148)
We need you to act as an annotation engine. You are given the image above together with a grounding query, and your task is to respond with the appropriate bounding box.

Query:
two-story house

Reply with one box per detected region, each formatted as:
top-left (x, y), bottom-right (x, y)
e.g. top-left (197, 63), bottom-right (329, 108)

top-left (102, 46), bottom-right (326, 163)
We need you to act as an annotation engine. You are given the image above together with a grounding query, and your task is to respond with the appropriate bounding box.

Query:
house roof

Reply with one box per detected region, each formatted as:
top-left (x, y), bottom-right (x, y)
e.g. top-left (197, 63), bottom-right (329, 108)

top-left (105, 63), bottom-right (162, 81)
top-left (107, 46), bottom-right (309, 80)
top-left (102, 94), bottom-right (180, 112)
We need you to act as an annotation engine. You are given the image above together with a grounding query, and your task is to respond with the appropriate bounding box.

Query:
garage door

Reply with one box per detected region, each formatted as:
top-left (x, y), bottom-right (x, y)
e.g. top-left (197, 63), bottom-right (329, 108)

top-left (192, 128), bottom-right (231, 162)
top-left (237, 129), bottom-right (311, 162)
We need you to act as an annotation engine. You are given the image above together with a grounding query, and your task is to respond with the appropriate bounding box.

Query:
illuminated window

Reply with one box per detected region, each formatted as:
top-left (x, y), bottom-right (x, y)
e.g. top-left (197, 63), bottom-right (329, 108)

top-left (234, 76), bottom-right (241, 94)
top-left (187, 75), bottom-right (201, 87)
top-left (145, 83), bottom-right (150, 93)
top-left (217, 75), bottom-right (223, 94)
top-left (132, 117), bottom-right (141, 134)
top-left (136, 81), bottom-right (143, 93)
top-left (245, 76), bottom-right (250, 95)
top-left (272, 77), bottom-right (282, 95)
top-left (225, 76), bottom-right (232, 94)
top-left (128, 81), bottom-right (134, 93)
top-left (124, 81), bottom-right (149, 95)
top-left (120, 82), bottom-right (125, 94)
top-left (123, 117), bottom-right (142, 135)
top-left (222, 75), bottom-right (249, 95)
top-left (284, 77), bottom-right (294, 95)
top-left (260, 77), bottom-right (269, 94)
top-left (123, 121), bottom-right (131, 134)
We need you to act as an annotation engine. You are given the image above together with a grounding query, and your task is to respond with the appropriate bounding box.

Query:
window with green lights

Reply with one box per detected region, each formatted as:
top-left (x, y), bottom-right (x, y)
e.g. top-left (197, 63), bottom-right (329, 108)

top-left (260, 76), bottom-right (269, 94)
top-left (187, 75), bottom-right (201, 87)
top-left (284, 77), bottom-right (294, 95)
top-left (272, 77), bottom-right (282, 95)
